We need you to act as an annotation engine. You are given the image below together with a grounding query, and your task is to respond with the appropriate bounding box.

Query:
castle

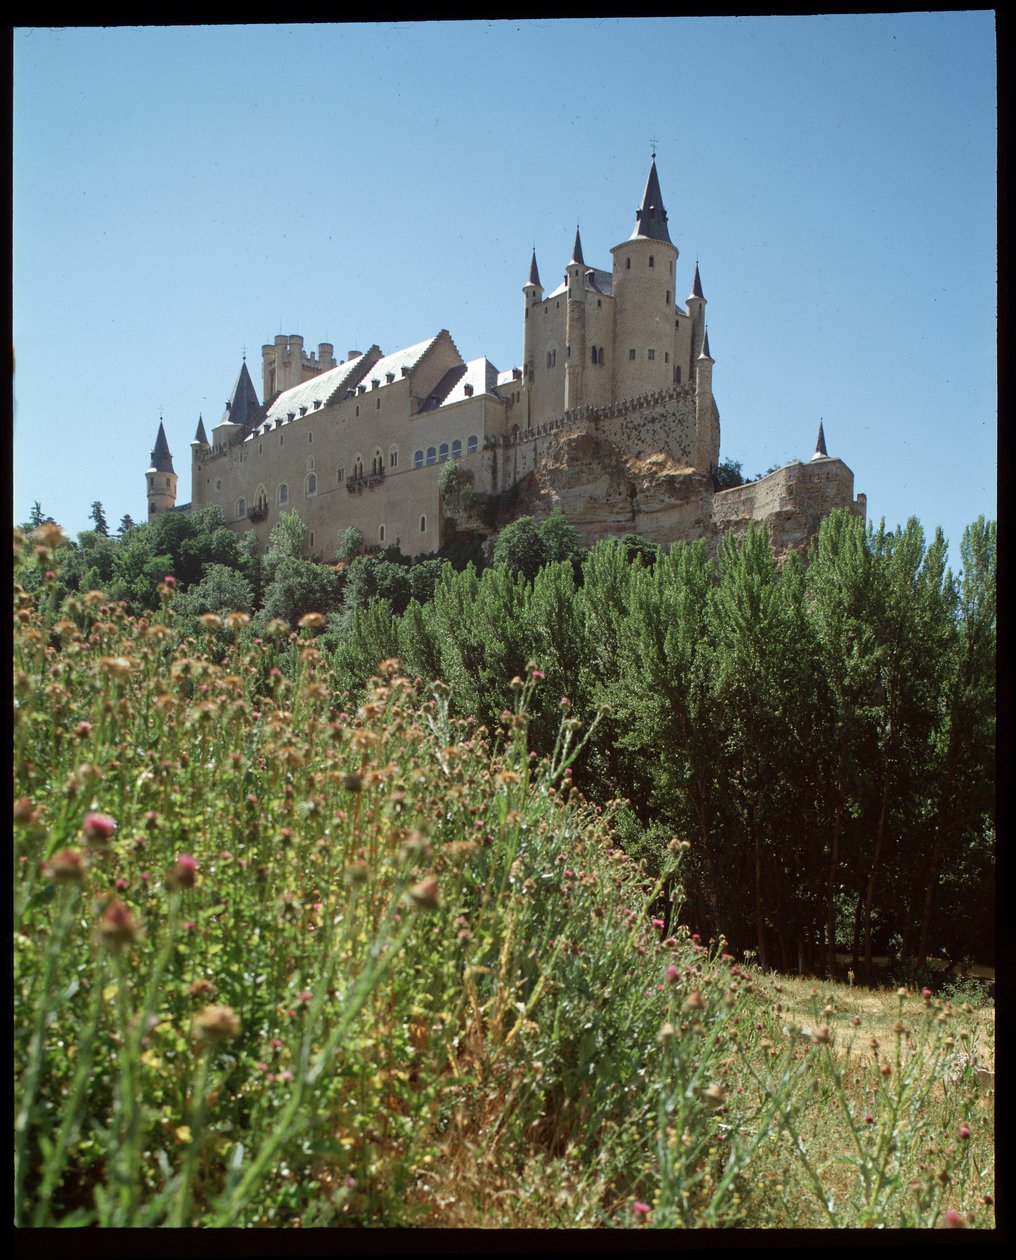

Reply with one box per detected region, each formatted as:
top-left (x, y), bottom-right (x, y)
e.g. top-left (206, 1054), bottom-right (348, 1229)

top-left (146, 157), bottom-right (865, 560)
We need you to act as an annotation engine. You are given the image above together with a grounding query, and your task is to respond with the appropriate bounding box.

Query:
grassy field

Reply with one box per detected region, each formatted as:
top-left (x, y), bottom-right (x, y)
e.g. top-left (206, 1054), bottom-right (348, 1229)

top-left (13, 560), bottom-right (995, 1228)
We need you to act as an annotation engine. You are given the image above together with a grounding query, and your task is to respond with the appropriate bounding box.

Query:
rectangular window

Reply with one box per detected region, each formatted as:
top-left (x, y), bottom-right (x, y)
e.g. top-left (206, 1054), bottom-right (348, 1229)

top-left (648, 349), bottom-right (655, 361)
top-left (629, 349), bottom-right (636, 360)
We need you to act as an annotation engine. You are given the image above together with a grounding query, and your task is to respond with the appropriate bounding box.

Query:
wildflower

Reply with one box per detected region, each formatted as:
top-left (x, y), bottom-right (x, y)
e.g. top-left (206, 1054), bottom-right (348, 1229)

top-left (665, 965), bottom-right (680, 983)
top-left (191, 1004), bottom-right (241, 1047)
top-left (864, 1114), bottom-right (874, 1124)
top-left (33, 522), bottom-right (68, 549)
top-left (164, 575), bottom-right (176, 586)
top-left (685, 990), bottom-right (704, 1010)
top-left (959, 1124), bottom-right (970, 1141)
top-left (198, 613), bottom-right (221, 629)
top-left (76, 721), bottom-right (92, 738)
top-left (224, 611), bottom-right (250, 631)
top-left (95, 900), bottom-right (142, 951)
top-left (97, 656), bottom-right (133, 680)
top-left (941, 1210), bottom-right (967, 1229)
top-left (82, 812), bottom-right (117, 847)
top-left (189, 979), bottom-right (217, 997)
top-left (703, 1084), bottom-right (725, 1106)
top-left (922, 987), bottom-right (933, 1000)
top-left (632, 1201), bottom-right (651, 1221)
top-left (42, 848), bottom-right (87, 884)
top-left (651, 918), bottom-right (665, 929)
top-left (406, 877), bottom-right (440, 912)
top-left (166, 854), bottom-right (198, 890)
top-left (298, 612), bottom-right (326, 630)
top-left (13, 798), bottom-right (40, 827)
top-left (298, 990), bottom-right (313, 1003)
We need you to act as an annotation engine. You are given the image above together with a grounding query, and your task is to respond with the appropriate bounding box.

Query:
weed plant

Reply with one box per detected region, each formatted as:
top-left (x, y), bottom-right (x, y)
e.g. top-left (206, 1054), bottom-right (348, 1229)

top-left (13, 545), bottom-right (995, 1228)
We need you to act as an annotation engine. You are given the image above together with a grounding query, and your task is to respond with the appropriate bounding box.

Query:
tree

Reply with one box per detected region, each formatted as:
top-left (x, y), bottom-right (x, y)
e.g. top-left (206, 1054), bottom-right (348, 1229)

top-left (89, 502), bottom-right (109, 537)
top-left (336, 526), bottom-right (364, 565)
top-left (713, 459), bottom-right (745, 491)
top-left (493, 515), bottom-right (547, 580)
top-left (118, 514), bottom-right (137, 536)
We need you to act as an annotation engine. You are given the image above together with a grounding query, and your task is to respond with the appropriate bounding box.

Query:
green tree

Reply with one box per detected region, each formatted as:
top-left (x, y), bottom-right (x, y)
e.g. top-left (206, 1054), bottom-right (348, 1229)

top-left (493, 515), bottom-right (547, 580)
top-left (89, 502), bottom-right (109, 537)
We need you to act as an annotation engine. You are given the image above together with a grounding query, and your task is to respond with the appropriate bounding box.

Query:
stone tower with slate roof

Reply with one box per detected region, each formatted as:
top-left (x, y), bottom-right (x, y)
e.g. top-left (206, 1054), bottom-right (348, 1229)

top-left (153, 157), bottom-right (864, 559)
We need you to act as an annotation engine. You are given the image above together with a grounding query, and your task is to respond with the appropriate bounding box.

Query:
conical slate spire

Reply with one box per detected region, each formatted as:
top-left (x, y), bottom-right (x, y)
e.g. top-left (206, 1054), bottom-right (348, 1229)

top-left (148, 421), bottom-right (175, 474)
top-left (194, 415), bottom-right (209, 445)
top-left (630, 155), bottom-right (672, 244)
top-left (528, 249), bottom-right (542, 289)
top-left (689, 260), bottom-right (705, 301)
top-left (698, 327), bottom-right (713, 361)
top-left (569, 226), bottom-right (585, 267)
top-left (812, 420), bottom-right (829, 460)
top-left (222, 359), bottom-right (261, 429)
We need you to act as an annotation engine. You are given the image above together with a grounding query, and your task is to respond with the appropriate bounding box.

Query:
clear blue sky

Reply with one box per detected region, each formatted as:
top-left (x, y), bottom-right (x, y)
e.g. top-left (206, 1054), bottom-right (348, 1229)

top-left (13, 16), bottom-right (997, 564)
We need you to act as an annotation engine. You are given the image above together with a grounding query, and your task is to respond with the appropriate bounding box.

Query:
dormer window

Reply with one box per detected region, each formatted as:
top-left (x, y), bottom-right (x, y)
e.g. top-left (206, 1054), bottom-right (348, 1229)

top-left (464, 384), bottom-right (473, 397)
top-left (386, 372), bottom-right (394, 384)
top-left (371, 379), bottom-right (380, 390)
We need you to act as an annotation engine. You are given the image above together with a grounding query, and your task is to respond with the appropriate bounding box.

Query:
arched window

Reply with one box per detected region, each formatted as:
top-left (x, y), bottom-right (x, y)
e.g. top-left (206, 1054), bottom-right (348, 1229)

top-left (451, 439), bottom-right (462, 459)
top-left (378, 524), bottom-right (386, 543)
top-left (414, 449), bottom-right (424, 468)
top-left (337, 466), bottom-right (345, 484)
top-left (305, 473), bottom-right (317, 497)
top-left (649, 255), bottom-right (654, 268)
top-left (353, 454), bottom-right (364, 479)
top-left (439, 442), bottom-right (449, 462)
top-left (591, 346), bottom-right (597, 365)
top-left (467, 435), bottom-right (478, 454)
top-left (255, 485), bottom-right (268, 512)
top-left (419, 514), bottom-right (427, 533)
top-left (626, 257), bottom-right (631, 270)
top-left (426, 447), bottom-right (437, 465)
top-left (371, 448), bottom-right (383, 476)
top-left (236, 498), bottom-right (247, 519)
top-left (277, 483), bottom-right (289, 505)
top-left (389, 445), bottom-right (398, 469)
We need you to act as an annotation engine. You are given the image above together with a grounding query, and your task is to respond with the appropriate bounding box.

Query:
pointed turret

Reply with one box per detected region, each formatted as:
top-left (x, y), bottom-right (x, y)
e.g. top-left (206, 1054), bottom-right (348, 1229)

top-left (698, 327), bottom-right (713, 362)
top-left (689, 261), bottom-right (705, 301)
top-left (193, 415), bottom-right (209, 446)
top-left (812, 420), bottom-right (829, 461)
top-left (630, 155), bottom-right (672, 244)
top-left (528, 248), bottom-right (542, 289)
top-left (146, 420), bottom-right (178, 518)
top-left (148, 421), bottom-right (175, 474)
top-left (569, 226), bottom-right (585, 267)
top-left (222, 359), bottom-right (261, 432)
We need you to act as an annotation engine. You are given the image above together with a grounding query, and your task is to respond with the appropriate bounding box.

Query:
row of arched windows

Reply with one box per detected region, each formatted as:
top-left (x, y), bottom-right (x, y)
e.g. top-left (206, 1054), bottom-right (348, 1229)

top-left (413, 435), bottom-right (478, 468)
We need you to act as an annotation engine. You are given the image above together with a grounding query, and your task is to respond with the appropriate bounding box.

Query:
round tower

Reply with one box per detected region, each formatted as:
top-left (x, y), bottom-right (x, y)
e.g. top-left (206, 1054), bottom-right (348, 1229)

top-left (686, 260), bottom-right (707, 377)
top-left (521, 249), bottom-right (544, 428)
top-left (146, 421), bottom-right (177, 518)
top-left (564, 227), bottom-right (587, 410)
top-left (610, 156), bottom-right (679, 402)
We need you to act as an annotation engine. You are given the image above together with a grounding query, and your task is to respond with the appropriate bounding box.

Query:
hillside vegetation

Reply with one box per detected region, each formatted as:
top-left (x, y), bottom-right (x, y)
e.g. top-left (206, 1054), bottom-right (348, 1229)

top-left (13, 523), bottom-right (995, 1227)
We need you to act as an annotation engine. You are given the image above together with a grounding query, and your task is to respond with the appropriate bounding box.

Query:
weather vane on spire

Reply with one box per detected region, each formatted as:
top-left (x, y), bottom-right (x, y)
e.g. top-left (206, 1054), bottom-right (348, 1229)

top-left (650, 137), bottom-right (659, 159)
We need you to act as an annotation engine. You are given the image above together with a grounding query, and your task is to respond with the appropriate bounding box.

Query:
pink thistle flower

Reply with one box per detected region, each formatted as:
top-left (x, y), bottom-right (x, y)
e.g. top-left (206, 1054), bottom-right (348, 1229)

top-left (82, 812), bottom-right (117, 846)
top-left (76, 721), bottom-right (92, 738)
top-left (167, 853), bottom-right (198, 890)
top-left (651, 918), bottom-right (665, 929)
top-left (531, 669), bottom-right (544, 680)
top-left (922, 988), bottom-right (933, 1000)
top-left (278, 1070), bottom-right (294, 1083)
top-left (666, 965), bottom-right (680, 983)
top-left (298, 990), bottom-right (313, 1003)
top-left (959, 1124), bottom-right (970, 1140)
top-left (632, 1201), bottom-right (651, 1220)
top-left (270, 1039), bottom-right (282, 1050)
top-left (865, 1114), bottom-right (874, 1124)
top-left (115, 877), bottom-right (127, 891)
top-left (942, 1210), bottom-right (967, 1229)
top-left (164, 575), bottom-right (175, 586)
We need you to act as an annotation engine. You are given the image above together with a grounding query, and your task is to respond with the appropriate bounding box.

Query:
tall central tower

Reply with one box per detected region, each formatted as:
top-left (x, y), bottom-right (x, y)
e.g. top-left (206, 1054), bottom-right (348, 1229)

top-left (610, 156), bottom-right (679, 402)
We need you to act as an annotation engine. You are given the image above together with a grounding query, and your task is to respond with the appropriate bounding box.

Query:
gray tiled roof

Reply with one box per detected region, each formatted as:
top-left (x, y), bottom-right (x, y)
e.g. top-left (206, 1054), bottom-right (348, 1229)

top-left (221, 360), bottom-right (261, 430)
top-left (547, 266), bottom-right (613, 300)
top-left (689, 261), bottom-right (705, 301)
top-left (256, 350), bottom-right (375, 430)
top-left (528, 249), bottom-right (542, 288)
top-left (812, 421), bottom-right (828, 459)
top-left (194, 416), bottom-right (209, 445)
top-left (569, 227), bottom-right (585, 266)
top-left (148, 421), bottom-right (175, 474)
top-left (699, 327), bottom-right (713, 361)
top-left (630, 156), bottom-right (672, 244)
top-left (419, 357), bottom-right (499, 411)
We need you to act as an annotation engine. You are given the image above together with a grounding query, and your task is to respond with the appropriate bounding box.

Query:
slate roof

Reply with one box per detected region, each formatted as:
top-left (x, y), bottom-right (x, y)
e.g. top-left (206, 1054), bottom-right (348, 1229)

top-left (546, 267), bottom-right (613, 300)
top-left (699, 327), bottom-right (713, 361)
top-left (148, 422), bottom-right (175, 474)
top-left (569, 227), bottom-right (585, 266)
top-left (221, 360), bottom-right (262, 430)
top-left (194, 416), bottom-right (209, 445)
top-left (528, 249), bottom-right (542, 288)
top-left (689, 261), bottom-right (705, 301)
top-left (630, 156), bottom-right (672, 244)
top-left (252, 350), bottom-right (374, 431)
top-left (418, 357), bottom-right (500, 412)
top-left (812, 421), bottom-right (829, 460)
